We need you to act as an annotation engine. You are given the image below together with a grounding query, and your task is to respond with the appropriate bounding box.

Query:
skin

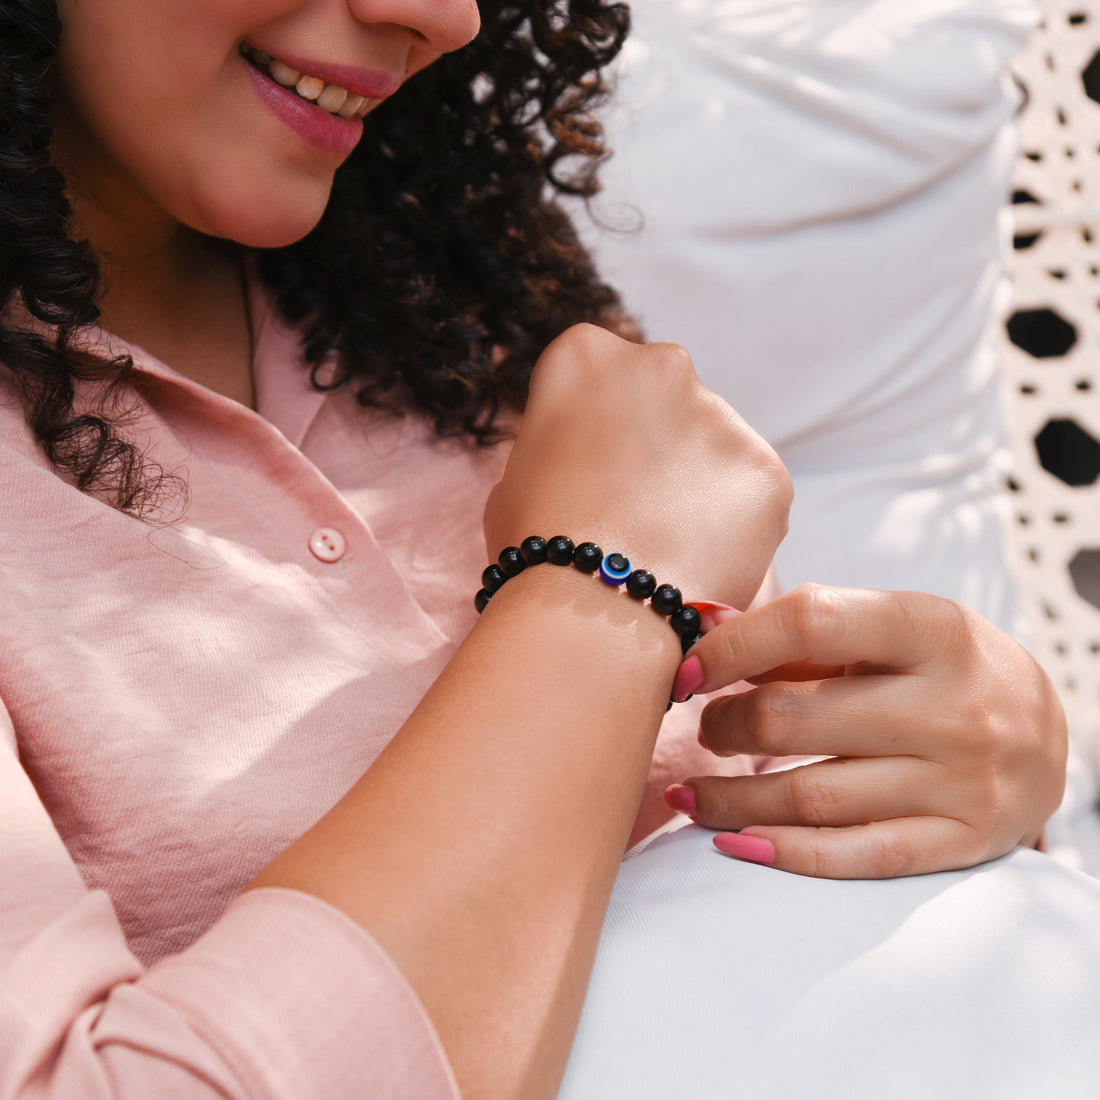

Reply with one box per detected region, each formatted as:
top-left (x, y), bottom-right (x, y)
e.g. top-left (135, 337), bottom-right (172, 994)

top-left (49, 2), bottom-right (793, 1095)
top-left (52, 0), bottom-right (479, 404)
top-left (45, 0), bottom-right (1065, 1093)
top-left (677, 588), bottom-right (1067, 878)
top-left (256, 327), bottom-right (792, 1096)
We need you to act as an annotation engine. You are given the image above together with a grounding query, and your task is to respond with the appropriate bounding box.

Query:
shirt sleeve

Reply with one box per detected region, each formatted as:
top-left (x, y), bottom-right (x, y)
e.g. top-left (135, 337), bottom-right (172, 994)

top-left (0, 701), bottom-right (460, 1100)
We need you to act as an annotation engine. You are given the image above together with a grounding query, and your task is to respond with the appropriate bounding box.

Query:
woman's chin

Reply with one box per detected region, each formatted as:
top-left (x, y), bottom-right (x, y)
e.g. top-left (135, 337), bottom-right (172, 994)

top-left (191, 190), bottom-right (329, 250)
top-left (215, 211), bottom-right (324, 251)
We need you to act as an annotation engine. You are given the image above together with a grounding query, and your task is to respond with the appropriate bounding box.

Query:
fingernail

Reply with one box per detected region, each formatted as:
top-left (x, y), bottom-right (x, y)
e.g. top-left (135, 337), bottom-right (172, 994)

top-left (687, 601), bottom-right (740, 632)
top-left (672, 655), bottom-right (704, 703)
top-left (713, 832), bottom-right (775, 865)
top-left (664, 783), bottom-right (697, 817)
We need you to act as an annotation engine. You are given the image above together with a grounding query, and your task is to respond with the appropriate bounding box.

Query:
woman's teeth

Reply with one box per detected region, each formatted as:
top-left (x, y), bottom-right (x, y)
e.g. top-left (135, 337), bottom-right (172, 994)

top-left (240, 45), bottom-right (370, 119)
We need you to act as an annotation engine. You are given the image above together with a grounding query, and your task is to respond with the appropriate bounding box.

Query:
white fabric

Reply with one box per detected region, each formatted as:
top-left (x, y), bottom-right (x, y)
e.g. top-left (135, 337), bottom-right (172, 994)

top-left (589, 0), bottom-right (1100, 870)
top-left (559, 11), bottom-right (1100, 1091)
top-left (562, 822), bottom-right (1100, 1098)
top-left (583, 0), bottom-right (1039, 635)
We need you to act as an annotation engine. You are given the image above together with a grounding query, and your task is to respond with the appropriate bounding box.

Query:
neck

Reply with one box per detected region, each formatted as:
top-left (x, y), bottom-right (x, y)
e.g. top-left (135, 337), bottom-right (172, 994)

top-left (97, 231), bottom-right (257, 410)
top-left (54, 112), bottom-right (257, 408)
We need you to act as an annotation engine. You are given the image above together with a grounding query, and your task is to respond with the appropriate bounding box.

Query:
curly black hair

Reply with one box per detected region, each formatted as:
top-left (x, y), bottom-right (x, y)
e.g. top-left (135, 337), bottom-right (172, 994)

top-left (0, 0), bottom-right (635, 515)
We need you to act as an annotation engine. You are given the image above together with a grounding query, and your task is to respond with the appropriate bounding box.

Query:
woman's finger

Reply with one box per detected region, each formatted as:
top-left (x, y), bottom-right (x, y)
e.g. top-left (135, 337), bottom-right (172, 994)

top-left (744, 659), bottom-right (847, 684)
top-left (685, 584), bottom-right (963, 694)
top-left (697, 673), bottom-right (934, 759)
top-left (710, 817), bottom-right (986, 879)
top-left (679, 756), bottom-right (971, 832)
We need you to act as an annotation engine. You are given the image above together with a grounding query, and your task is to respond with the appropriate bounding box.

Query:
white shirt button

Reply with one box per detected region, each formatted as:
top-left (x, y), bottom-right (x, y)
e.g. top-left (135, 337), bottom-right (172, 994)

top-left (309, 527), bottom-right (347, 563)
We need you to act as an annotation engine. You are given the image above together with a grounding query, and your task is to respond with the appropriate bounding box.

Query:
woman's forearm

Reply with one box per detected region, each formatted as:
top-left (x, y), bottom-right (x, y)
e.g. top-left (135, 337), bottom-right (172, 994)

top-left (249, 566), bottom-right (681, 1099)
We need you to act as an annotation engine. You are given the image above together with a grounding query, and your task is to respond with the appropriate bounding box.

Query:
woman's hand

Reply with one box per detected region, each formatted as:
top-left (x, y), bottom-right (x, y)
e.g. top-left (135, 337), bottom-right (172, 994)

top-left (265, 328), bottom-right (788, 1100)
top-left (669, 585), bottom-right (1067, 878)
top-left (484, 324), bottom-right (791, 611)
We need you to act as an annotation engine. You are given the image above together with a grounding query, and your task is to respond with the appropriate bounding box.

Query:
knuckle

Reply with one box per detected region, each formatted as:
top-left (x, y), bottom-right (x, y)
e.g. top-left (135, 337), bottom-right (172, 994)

top-left (760, 446), bottom-right (793, 503)
top-left (784, 769), bottom-right (843, 827)
top-left (740, 441), bottom-right (793, 539)
top-left (971, 822), bottom-right (1003, 864)
top-left (740, 686), bottom-right (791, 755)
top-left (801, 829), bottom-right (919, 881)
top-left (871, 831), bottom-right (917, 879)
top-left (955, 696), bottom-right (1000, 750)
top-left (772, 460), bottom-right (794, 532)
top-left (562, 321), bottom-right (606, 347)
top-left (936, 597), bottom-right (975, 649)
top-left (646, 341), bottom-right (696, 379)
top-left (696, 780), bottom-right (737, 824)
top-left (782, 583), bottom-right (835, 650)
top-left (544, 323), bottom-right (617, 373)
top-left (914, 594), bottom-right (976, 660)
top-left (709, 619), bottom-right (748, 676)
top-left (696, 703), bottom-right (716, 750)
top-left (697, 697), bottom-right (736, 756)
top-left (804, 839), bottom-right (832, 880)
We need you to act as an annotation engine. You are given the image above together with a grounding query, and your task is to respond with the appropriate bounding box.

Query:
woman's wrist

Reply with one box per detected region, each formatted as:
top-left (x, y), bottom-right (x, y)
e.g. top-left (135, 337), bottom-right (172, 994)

top-left (476, 560), bottom-right (684, 685)
top-left (478, 536), bottom-right (706, 653)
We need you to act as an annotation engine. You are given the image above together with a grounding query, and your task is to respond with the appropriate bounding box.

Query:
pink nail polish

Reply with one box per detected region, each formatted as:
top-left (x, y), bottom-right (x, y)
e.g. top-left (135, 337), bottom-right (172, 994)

top-left (672, 655), bottom-right (704, 703)
top-left (713, 832), bottom-right (775, 865)
top-left (664, 784), bottom-right (697, 817)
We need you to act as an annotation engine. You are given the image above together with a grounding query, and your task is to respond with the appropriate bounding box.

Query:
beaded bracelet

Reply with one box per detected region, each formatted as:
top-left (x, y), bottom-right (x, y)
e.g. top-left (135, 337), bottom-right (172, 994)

top-left (475, 536), bottom-right (706, 707)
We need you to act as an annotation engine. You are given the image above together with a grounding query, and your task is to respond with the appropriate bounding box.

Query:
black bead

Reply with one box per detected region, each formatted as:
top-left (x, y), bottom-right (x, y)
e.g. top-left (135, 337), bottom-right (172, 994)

top-left (651, 584), bottom-right (683, 616)
top-left (681, 631), bottom-right (705, 655)
top-left (669, 606), bottom-right (703, 638)
top-left (520, 536), bottom-right (548, 565)
top-left (666, 698), bottom-right (674, 711)
top-left (626, 569), bottom-right (657, 600)
top-left (498, 546), bottom-right (526, 578)
top-left (474, 588), bottom-right (492, 613)
top-left (481, 564), bottom-right (506, 594)
top-left (546, 535), bottom-right (575, 565)
top-left (573, 542), bottom-right (603, 573)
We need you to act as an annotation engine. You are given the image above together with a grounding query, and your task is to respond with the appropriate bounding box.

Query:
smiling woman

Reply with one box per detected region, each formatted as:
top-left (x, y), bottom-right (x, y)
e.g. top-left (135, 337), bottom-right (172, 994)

top-left (239, 41), bottom-right (396, 125)
top-left (0, 1), bottom-right (1098, 1099)
top-left (49, 0), bottom-right (479, 244)
top-left (5, 0), bottom-right (631, 510)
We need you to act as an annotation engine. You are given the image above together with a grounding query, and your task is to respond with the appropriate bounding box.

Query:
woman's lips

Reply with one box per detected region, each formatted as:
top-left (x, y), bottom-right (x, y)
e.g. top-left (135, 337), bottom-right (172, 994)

top-left (247, 45), bottom-right (404, 102)
top-left (239, 44), bottom-right (402, 159)
top-left (243, 56), bottom-right (364, 159)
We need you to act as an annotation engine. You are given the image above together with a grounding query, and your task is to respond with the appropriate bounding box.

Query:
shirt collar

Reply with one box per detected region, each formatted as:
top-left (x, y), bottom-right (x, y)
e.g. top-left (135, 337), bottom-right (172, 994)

top-left (5, 260), bottom-right (333, 450)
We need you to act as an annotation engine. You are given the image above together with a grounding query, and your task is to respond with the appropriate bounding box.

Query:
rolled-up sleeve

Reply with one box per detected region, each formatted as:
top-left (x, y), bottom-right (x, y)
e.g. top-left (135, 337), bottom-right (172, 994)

top-left (0, 705), bottom-right (459, 1100)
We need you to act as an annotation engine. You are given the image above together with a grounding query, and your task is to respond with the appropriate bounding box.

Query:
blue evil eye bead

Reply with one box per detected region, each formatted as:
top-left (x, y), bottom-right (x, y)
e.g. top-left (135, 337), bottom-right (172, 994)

top-left (481, 563), bottom-right (506, 594)
top-left (669, 605), bottom-right (703, 638)
top-left (599, 553), bottom-right (632, 586)
top-left (520, 536), bottom-right (548, 565)
top-left (546, 535), bottom-right (575, 565)
top-left (498, 545), bottom-right (526, 578)
top-left (626, 569), bottom-right (657, 600)
top-left (474, 588), bottom-right (493, 613)
top-left (573, 542), bottom-right (603, 573)
top-left (651, 584), bottom-right (683, 617)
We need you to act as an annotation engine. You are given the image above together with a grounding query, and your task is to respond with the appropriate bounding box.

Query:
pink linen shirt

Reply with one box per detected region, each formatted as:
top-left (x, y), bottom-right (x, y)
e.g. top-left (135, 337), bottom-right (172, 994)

top-left (0, 282), bottom-right (758, 1098)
